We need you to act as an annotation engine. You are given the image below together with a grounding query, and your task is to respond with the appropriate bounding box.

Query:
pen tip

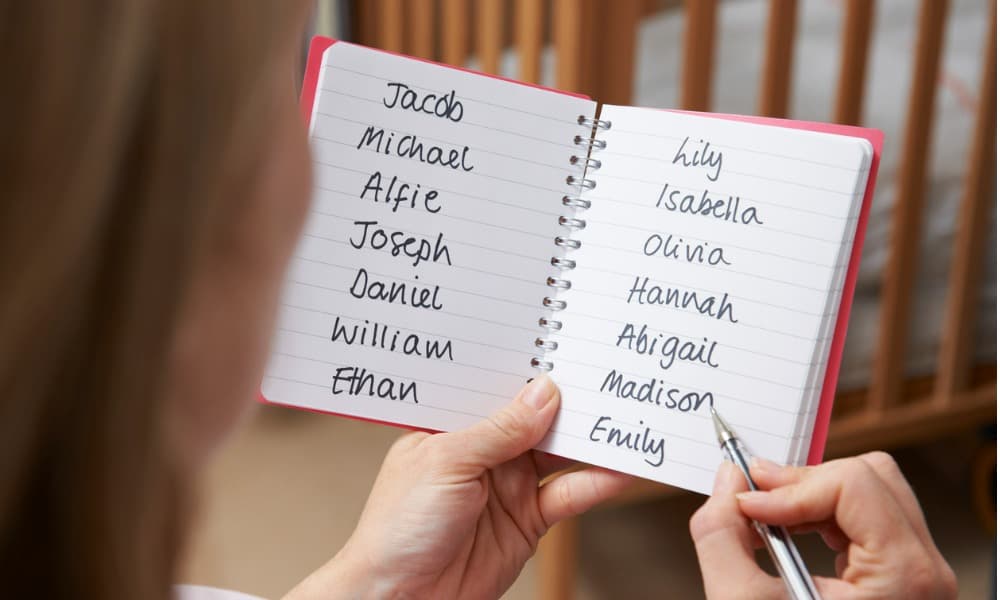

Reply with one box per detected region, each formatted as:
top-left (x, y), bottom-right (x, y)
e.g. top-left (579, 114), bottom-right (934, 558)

top-left (710, 404), bottom-right (735, 443)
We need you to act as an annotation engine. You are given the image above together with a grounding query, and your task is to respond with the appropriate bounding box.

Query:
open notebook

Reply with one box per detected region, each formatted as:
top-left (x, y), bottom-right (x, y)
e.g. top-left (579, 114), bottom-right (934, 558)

top-left (261, 38), bottom-right (883, 494)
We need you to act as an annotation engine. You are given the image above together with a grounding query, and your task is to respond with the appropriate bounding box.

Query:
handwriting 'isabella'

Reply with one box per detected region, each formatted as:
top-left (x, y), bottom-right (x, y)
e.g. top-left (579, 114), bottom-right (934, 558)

top-left (656, 183), bottom-right (764, 226)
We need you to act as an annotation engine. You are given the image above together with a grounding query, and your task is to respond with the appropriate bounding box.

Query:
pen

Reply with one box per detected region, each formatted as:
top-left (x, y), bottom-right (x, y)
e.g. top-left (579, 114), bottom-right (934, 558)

top-left (710, 405), bottom-right (822, 600)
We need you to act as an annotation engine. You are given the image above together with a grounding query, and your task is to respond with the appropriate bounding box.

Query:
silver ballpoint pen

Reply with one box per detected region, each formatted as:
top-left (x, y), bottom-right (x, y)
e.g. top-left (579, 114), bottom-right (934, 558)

top-left (710, 405), bottom-right (822, 600)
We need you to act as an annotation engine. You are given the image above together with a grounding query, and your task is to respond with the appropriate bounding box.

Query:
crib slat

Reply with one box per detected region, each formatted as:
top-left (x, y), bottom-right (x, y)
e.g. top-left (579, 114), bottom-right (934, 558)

top-left (378, 0), bottom-right (405, 52)
top-left (441, 0), bottom-right (469, 66)
top-left (409, 0), bottom-right (437, 59)
top-left (477, 0), bottom-right (505, 75)
top-left (758, 0), bottom-right (798, 117)
top-left (597, 0), bottom-right (642, 105)
top-left (515, 0), bottom-right (544, 83)
top-left (681, 0), bottom-right (719, 111)
top-left (833, 0), bottom-right (875, 125)
top-left (935, 2), bottom-right (996, 401)
top-left (870, 0), bottom-right (950, 411)
top-left (538, 518), bottom-right (579, 600)
top-left (352, 0), bottom-right (378, 47)
top-left (554, 0), bottom-right (584, 93)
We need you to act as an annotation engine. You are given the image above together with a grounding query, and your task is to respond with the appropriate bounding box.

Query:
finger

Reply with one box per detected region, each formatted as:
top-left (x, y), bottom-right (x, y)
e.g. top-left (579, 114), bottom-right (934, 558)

top-left (813, 575), bottom-right (858, 599)
top-left (834, 551), bottom-right (849, 578)
top-left (752, 452), bottom-right (933, 551)
top-left (786, 520), bottom-right (849, 552)
top-left (736, 459), bottom-right (914, 552)
top-left (437, 375), bottom-right (560, 473)
top-left (690, 462), bottom-right (785, 599)
top-left (856, 451), bottom-right (936, 550)
top-left (388, 430), bottom-right (431, 454)
top-left (537, 466), bottom-right (634, 528)
top-left (532, 450), bottom-right (577, 480)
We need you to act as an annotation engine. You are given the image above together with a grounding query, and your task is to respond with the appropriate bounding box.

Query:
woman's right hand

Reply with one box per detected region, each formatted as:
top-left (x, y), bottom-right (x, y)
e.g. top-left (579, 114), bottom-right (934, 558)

top-left (690, 452), bottom-right (958, 599)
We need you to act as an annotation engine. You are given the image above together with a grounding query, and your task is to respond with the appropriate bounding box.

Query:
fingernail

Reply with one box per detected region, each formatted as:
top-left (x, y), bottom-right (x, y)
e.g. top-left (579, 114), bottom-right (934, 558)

top-left (736, 491), bottom-right (767, 503)
top-left (521, 375), bottom-right (557, 410)
top-left (751, 457), bottom-right (779, 475)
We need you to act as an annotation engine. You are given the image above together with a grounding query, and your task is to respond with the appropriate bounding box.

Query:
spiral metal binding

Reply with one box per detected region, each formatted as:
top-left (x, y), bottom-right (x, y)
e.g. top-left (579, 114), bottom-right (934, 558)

top-left (531, 114), bottom-right (610, 372)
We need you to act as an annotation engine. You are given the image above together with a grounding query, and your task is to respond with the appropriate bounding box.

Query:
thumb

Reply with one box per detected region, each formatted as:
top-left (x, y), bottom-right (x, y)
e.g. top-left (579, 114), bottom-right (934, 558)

top-left (441, 375), bottom-right (560, 472)
top-left (690, 462), bottom-right (784, 599)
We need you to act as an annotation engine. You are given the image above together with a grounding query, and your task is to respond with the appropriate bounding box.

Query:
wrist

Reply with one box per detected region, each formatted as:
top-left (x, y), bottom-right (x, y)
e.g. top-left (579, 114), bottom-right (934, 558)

top-left (283, 542), bottom-right (405, 600)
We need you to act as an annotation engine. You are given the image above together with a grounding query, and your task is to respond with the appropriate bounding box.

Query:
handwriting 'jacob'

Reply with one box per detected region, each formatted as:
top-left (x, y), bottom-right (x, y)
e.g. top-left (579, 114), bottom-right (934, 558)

top-left (383, 81), bottom-right (465, 123)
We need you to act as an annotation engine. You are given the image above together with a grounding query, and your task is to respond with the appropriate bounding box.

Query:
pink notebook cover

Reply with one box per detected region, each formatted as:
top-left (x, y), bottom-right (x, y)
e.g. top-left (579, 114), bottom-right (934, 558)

top-left (268, 36), bottom-right (883, 467)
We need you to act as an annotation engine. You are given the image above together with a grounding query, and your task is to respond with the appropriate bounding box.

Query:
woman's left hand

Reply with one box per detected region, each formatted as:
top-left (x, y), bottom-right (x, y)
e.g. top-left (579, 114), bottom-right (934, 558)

top-left (284, 376), bottom-right (633, 600)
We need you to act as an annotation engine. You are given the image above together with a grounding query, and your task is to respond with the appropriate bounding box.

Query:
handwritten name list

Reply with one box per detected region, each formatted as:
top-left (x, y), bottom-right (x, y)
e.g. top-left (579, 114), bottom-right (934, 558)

top-left (263, 42), bottom-right (598, 435)
top-left (544, 105), bottom-right (870, 492)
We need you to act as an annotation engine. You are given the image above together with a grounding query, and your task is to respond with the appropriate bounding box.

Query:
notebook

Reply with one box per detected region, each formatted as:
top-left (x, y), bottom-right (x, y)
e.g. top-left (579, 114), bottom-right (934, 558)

top-left (261, 37), bottom-right (883, 494)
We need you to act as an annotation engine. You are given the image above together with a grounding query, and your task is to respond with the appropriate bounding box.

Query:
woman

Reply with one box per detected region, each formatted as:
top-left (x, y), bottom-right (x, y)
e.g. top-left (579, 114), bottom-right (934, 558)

top-left (0, 2), bottom-right (956, 598)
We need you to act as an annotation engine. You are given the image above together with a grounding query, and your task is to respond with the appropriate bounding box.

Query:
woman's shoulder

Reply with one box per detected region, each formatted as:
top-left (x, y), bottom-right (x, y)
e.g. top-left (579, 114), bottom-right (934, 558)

top-left (174, 584), bottom-right (266, 600)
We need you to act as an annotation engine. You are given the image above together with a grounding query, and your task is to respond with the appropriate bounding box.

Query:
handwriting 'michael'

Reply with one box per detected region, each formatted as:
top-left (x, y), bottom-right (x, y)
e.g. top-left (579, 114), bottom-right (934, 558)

top-left (672, 136), bottom-right (723, 181)
top-left (357, 126), bottom-right (475, 172)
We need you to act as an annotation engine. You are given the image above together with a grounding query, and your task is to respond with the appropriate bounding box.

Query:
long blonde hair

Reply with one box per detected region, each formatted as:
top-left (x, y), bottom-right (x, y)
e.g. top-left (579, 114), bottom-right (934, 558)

top-left (0, 2), bottom-right (306, 597)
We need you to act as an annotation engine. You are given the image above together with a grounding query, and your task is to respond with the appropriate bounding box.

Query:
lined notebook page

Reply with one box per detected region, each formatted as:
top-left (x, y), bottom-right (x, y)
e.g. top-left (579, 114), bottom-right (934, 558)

top-left (544, 105), bottom-right (872, 493)
top-left (262, 43), bottom-right (597, 432)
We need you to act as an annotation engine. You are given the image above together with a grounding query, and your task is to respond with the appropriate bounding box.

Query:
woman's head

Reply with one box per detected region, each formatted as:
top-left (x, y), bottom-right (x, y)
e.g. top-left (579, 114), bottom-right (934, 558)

top-left (0, 2), bottom-right (312, 597)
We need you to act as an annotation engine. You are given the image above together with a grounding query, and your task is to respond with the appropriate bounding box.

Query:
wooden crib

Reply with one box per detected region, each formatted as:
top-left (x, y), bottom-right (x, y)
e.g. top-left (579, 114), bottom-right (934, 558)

top-left (334, 0), bottom-right (997, 596)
